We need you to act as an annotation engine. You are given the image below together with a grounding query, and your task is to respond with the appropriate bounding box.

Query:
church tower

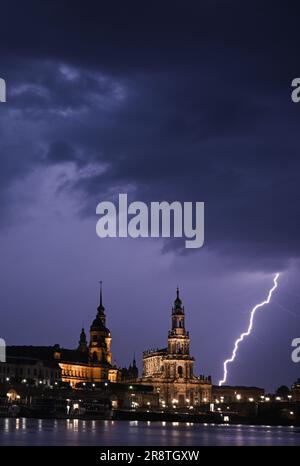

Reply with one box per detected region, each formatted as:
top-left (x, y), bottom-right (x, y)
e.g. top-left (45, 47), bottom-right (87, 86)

top-left (142, 286), bottom-right (212, 407)
top-left (168, 287), bottom-right (190, 358)
top-left (89, 281), bottom-right (112, 364)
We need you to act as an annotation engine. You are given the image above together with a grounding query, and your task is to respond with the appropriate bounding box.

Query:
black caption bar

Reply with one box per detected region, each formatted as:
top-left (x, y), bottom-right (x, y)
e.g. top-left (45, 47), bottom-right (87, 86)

top-left (0, 446), bottom-right (298, 464)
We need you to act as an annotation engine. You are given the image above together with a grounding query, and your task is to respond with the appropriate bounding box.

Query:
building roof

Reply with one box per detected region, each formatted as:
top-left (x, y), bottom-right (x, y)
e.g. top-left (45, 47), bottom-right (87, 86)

top-left (6, 345), bottom-right (89, 365)
top-left (143, 347), bottom-right (167, 357)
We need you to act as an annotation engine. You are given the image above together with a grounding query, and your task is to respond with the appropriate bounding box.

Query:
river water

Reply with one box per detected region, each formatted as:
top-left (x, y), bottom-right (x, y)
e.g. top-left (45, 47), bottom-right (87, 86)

top-left (0, 418), bottom-right (299, 446)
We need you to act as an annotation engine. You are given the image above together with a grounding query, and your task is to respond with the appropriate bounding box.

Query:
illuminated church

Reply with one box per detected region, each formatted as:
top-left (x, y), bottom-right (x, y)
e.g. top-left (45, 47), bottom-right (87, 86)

top-left (141, 288), bottom-right (212, 407)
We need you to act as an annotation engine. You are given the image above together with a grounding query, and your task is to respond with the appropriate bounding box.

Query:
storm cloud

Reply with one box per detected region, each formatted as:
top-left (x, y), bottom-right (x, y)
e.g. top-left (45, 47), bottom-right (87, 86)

top-left (0, 1), bottom-right (300, 389)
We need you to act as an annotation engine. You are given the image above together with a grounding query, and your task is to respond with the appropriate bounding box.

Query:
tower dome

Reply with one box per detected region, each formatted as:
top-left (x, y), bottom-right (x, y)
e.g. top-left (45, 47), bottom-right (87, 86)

top-left (173, 286), bottom-right (184, 313)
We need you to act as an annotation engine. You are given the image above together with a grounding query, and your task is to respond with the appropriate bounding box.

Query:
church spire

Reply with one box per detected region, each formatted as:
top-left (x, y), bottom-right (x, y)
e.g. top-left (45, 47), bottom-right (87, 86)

top-left (100, 280), bottom-right (103, 306)
top-left (98, 280), bottom-right (105, 312)
top-left (174, 285), bottom-right (182, 311)
top-left (77, 327), bottom-right (88, 352)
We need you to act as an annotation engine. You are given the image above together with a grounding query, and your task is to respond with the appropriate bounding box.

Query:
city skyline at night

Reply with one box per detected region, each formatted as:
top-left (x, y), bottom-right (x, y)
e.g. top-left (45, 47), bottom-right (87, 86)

top-left (1, 1), bottom-right (300, 396)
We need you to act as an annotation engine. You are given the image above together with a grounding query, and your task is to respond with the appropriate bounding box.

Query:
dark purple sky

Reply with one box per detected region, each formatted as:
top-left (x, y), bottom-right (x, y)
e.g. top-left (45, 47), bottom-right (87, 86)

top-left (1, 1), bottom-right (300, 392)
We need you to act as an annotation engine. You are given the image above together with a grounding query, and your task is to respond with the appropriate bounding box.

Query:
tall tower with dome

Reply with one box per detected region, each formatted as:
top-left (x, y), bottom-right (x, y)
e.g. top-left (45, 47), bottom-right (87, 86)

top-left (89, 281), bottom-right (112, 365)
top-left (141, 288), bottom-right (212, 407)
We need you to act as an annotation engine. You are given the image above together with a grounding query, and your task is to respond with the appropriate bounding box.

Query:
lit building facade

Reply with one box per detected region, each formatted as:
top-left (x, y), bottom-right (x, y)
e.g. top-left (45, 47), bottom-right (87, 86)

top-left (141, 288), bottom-right (212, 407)
top-left (57, 282), bottom-right (119, 386)
top-left (1, 283), bottom-right (120, 387)
top-left (0, 352), bottom-right (60, 386)
top-left (212, 385), bottom-right (265, 403)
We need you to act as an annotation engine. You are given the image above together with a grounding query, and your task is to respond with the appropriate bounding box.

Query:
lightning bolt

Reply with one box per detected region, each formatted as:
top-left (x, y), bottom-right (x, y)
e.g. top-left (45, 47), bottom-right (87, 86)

top-left (218, 272), bottom-right (280, 386)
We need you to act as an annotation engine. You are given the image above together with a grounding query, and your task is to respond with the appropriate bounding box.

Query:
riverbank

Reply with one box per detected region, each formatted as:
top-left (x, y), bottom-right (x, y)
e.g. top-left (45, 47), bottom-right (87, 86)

top-left (1, 407), bottom-right (300, 427)
top-left (0, 418), bottom-right (299, 446)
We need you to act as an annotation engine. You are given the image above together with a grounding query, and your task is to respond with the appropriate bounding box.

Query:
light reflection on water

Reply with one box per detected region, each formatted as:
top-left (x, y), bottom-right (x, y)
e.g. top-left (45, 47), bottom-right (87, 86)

top-left (0, 418), bottom-right (299, 446)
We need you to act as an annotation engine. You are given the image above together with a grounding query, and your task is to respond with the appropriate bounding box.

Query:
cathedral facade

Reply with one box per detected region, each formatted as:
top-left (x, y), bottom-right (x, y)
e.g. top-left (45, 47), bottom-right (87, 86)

top-left (141, 288), bottom-right (212, 407)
